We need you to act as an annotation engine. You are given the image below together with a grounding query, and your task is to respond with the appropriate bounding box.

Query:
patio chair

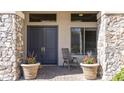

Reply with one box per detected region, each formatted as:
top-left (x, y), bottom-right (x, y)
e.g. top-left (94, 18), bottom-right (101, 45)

top-left (62, 48), bottom-right (79, 70)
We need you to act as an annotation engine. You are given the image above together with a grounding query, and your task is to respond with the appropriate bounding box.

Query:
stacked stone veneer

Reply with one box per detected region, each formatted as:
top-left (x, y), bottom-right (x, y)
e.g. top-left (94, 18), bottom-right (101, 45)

top-left (0, 14), bottom-right (24, 80)
top-left (97, 14), bottom-right (124, 80)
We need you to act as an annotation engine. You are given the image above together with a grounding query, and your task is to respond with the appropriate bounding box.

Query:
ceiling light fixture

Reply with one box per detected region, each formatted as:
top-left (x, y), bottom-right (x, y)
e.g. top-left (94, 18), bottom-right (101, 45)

top-left (79, 13), bottom-right (83, 16)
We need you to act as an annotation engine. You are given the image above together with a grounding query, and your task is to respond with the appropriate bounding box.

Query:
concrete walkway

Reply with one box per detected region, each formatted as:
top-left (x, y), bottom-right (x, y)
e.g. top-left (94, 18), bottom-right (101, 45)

top-left (21, 66), bottom-right (101, 81)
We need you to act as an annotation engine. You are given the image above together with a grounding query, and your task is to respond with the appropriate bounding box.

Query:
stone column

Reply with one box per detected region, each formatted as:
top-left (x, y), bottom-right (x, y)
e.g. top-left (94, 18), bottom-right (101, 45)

top-left (97, 12), bottom-right (124, 80)
top-left (0, 12), bottom-right (24, 80)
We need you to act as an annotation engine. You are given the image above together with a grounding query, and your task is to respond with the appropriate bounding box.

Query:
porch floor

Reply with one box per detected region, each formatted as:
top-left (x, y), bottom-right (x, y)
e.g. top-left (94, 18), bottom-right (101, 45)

top-left (20, 66), bottom-right (101, 81)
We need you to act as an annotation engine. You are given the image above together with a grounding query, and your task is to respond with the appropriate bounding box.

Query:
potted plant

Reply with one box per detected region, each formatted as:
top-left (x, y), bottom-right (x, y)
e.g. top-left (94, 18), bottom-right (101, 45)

top-left (80, 51), bottom-right (99, 80)
top-left (21, 51), bottom-right (40, 80)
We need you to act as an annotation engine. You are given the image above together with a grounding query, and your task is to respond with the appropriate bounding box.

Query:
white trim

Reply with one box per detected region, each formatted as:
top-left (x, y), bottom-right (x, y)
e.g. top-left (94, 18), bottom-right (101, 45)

top-left (80, 31), bottom-right (82, 54)
top-left (0, 11), bottom-right (16, 13)
top-left (71, 22), bottom-right (97, 28)
top-left (25, 11), bottom-right (98, 14)
top-left (25, 11), bottom-right (58, 14)
top-left (27, 22), bottom-right (58, 26)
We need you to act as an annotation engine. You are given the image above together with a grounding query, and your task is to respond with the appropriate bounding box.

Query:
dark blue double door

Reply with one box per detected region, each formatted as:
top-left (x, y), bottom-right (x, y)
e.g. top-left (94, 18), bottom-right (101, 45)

top-left (27, 26), bottom-right (58, 65)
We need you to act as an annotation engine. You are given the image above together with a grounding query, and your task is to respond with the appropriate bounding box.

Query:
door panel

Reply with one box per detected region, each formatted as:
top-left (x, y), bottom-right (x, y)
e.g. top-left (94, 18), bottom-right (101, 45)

top-left (27, 27), bottom-right (45, 63)
top-left (43, 27), bottom-right (57, 64)
top-left (27, 26), bottom-right (58, 65)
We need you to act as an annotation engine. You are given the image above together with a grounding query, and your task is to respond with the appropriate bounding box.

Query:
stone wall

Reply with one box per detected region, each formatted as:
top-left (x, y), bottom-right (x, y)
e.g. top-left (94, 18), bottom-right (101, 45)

top-left (0, 14), bottom-right (24, 80)
top-left (97, 15), bottom-right (106, 78)
top-left (97, 14), bottom-right (124, 80)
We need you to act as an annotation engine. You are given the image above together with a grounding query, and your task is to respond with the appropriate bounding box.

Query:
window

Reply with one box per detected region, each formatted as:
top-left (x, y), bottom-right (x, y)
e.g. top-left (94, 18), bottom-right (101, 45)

top-left (71, 27), bottom-right (97, 55)
top-left (29, 14), bottom-right (56, 22)
top-left (71, 13), bottom-right (97, 22)
top-left (71, 28), bottom-right (81, 53)
top-left (85, 28), bottom-right (97, 54)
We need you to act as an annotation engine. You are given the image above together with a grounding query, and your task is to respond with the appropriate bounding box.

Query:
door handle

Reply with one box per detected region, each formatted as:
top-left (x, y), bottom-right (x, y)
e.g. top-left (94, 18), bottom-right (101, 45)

top-left (41, 47), bottom-right (45, 53)
top-left (43, 47), bottom-right (45, 52)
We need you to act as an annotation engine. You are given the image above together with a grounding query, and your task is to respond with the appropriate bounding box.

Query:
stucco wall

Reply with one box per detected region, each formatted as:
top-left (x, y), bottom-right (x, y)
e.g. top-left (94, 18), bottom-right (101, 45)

top-left (24, 11), bottom-right (97, 66)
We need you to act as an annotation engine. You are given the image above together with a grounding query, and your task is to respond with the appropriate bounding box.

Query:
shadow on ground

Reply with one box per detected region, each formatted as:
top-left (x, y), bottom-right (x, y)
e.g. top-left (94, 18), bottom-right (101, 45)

top-left (36, 66), bottom-right (83, 80)
top-left (20, 66), bottom-right (84, 80)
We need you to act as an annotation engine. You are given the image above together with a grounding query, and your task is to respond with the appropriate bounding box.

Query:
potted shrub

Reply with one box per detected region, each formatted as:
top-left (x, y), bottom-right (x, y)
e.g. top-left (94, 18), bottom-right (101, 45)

top-left (21, 51), bottom-right (40, 80)
top-left (80, 51), bottom-right (99, 80)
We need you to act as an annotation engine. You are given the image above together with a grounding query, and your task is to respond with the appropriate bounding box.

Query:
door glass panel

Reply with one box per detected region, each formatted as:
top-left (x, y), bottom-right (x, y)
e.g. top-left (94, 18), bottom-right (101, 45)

top-left (81, 28), bottom-right (84, 54)
top-left (85, 28), bottom-right (97, 55)
top-left (29, 14), bottom-right (56, 22)
top-left (71, 28), bottom-right (81, 54)
top-left (71, 13), bottom-right (97, 22)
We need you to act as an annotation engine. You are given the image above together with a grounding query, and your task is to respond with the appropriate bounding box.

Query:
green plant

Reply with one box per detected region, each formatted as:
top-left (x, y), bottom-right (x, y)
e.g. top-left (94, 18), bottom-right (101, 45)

top-left (83, 55), bottom-right (96, 64)
top-left (112, 68), bottom-right (124, 81)
top-left (86, 57), bottom-right (94, 64)
top-left (27, 51), bottom-right (37, 64)
top-left (83, 51), bottom-right (96, 64)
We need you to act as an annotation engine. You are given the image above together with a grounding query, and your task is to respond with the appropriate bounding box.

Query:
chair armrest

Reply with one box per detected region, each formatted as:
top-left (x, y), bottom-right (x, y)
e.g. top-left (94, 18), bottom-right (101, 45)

top-left (63, 58), bottom-right (69, 61)
top-left (72, 57), bottom-right (79, 63)
top-left (72, 57), bottom-right (78, 59)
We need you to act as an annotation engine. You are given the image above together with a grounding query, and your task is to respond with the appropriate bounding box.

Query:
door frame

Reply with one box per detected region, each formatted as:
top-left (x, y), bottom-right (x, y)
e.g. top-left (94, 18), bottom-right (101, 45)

top-left (27, 25), bottom-right (58, 65)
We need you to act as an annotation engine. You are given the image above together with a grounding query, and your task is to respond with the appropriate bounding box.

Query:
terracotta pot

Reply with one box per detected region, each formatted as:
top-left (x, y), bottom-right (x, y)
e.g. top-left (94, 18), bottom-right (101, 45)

top-left (21, 63), bottom-right (40, 80)
top-left (80, 63), bottom-right (99, 80)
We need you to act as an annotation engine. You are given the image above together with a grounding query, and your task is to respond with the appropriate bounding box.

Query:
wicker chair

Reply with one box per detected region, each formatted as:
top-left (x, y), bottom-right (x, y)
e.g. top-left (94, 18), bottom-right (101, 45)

top-left (62, 48), bottom-right (79, 70)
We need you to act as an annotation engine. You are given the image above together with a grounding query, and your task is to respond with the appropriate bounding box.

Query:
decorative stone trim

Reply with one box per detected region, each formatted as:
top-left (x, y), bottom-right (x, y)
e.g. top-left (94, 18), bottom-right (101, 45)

top-left (97, 13), bottom-right (124, 80)
top-left (0, 12), bottom-right (25, 19)
top-left (0, 13), bottom-right (24, 80)
top-left (97, 11), bottom-right (124, 20)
